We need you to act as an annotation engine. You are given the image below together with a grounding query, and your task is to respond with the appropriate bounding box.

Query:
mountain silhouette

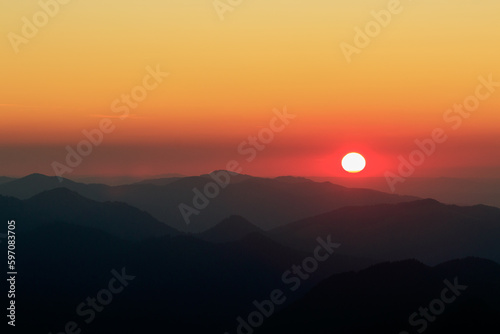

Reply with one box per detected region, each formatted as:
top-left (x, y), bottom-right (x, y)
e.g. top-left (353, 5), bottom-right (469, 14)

top-left (0, 172), bottom-right (419, 232)
top-left (4, 172), bottom-right (498, 333)
top-left (14, 221), bottom-right (372, 333)
top-left (312, 176), bottom-right (500, 209)
top-left (0, 173), bottom-right (108, 199)
top-left (270, 199), bottom-right (500, 264)
top-left (0, 187), bottom-right (179, 240)
top-left (256, 257), bottom-right (500, 334)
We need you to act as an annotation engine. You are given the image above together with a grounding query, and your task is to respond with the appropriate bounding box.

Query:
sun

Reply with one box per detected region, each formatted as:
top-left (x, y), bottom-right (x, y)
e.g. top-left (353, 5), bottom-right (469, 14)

top-left (341, 152), bottom-right (366, 173)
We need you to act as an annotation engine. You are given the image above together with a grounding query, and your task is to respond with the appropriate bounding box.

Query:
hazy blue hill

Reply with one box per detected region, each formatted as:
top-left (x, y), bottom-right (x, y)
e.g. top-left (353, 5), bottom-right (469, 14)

top-left (270, 199), bottom-right (500, 264)
top-left (256, 257), bottom-right (500, 334)
top-left (0, 173), bottom-right (108, 200)
top-left (0, 188), bottom-right (179, 240)
top-left (312, 176), bottom-right (500, 208)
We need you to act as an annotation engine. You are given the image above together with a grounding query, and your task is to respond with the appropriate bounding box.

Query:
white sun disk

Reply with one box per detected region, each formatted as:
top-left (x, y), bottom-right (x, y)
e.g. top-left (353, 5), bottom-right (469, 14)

top-left (342, 153), bottom-right (366, 173)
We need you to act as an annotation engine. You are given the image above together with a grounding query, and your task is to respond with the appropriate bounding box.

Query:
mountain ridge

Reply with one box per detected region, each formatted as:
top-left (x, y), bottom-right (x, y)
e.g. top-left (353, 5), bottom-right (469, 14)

top-left (0, 172), bottom-right (420, 232)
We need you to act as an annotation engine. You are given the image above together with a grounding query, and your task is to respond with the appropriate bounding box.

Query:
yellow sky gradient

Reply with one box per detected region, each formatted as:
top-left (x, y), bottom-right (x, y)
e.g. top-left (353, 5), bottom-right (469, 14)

top-left (0, 0), bottom-right (499, 177)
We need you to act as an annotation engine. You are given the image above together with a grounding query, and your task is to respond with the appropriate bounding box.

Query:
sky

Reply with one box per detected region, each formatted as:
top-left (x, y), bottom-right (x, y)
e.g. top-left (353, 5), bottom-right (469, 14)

top-left (1, 0), bottom-right (499, 179)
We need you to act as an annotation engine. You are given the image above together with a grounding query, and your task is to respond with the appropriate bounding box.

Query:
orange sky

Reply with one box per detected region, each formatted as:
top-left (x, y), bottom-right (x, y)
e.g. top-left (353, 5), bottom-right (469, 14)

top-left (1, 0), bottom-right (499, 178)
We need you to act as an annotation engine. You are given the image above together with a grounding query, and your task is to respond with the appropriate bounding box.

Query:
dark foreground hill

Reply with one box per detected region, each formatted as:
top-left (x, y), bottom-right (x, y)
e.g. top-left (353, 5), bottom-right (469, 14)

top-left (256, 258), bottom-right (500, 334)
top-left (13, 222), bottom-right (373, 333)
top-left (12, 221), bottom-right (498, 333)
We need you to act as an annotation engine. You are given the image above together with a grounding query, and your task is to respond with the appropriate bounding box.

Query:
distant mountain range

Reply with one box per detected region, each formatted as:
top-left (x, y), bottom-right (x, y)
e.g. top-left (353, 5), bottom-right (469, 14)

top-left (198, 199), bottom-right (500, 265)
top-left (312, 176), bottom-right (500, 208)
top-left (270, 199), bottom-right (500, 264)
top-left (2, 173), bottom-right (498, 265)
top-left (0, 172), bottom-right (419, 232)
top-left (3, 171), bottom-right (499, 333)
